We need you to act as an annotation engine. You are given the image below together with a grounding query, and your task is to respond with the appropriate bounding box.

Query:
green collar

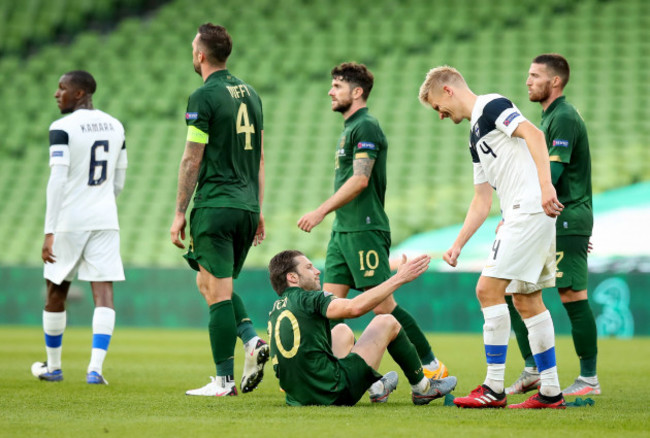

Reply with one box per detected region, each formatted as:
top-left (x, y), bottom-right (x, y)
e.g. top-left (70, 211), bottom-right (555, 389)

top-left (542, 95), bottom-right (566, 117)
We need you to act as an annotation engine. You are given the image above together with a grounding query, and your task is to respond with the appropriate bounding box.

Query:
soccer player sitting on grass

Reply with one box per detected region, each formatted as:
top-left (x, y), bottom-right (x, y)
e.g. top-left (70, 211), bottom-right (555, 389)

top-left (267, 250), bottom-right (457, 406)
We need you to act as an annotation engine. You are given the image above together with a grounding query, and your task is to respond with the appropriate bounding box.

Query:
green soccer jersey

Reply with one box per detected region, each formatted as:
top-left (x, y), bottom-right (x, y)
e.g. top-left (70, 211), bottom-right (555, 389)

top-left (185, 70), bottom-right (263, 212)
top-left (541, 96), bottom-right (593, 236)
top-left (332, 107), bottom-right (390, 232)
top-left (268, 287), bottom-right (342, 406)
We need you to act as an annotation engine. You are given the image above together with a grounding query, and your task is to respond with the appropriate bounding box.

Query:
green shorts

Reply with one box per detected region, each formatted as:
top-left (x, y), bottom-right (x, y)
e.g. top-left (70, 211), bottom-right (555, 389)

top-left (184, 207), bottom-right (258, 279)
top-left (332, 353), bottom-right (383, 406)
top-left (323, 230), bottom-right (391, 290)
top-left (555, 235), bottom-right (589, 290)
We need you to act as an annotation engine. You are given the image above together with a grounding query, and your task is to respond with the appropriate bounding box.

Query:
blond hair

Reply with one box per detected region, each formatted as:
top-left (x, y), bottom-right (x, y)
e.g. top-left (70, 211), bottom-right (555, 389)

top-left (418, 66), bottom-right (467, 106)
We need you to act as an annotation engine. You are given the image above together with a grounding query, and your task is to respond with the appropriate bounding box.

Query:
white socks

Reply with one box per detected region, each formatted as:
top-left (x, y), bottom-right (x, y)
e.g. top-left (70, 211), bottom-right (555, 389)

top-left (482, 304), bottom-right (510, 394)
top-left (88, 307), bottom-right (115, 374)
top-left (411, 376), bottom-right (430, 393)
top-left (525, 310), bottom-right (561, 397)
top-left (43, 310), bottom-right (66, 371)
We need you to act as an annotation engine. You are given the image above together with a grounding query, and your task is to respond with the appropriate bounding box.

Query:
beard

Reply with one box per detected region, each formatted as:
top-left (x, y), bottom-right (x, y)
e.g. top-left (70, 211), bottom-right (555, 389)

top-left (529, 82), bottom-right (552, 103)
top-left (332, 98), bottom-right (352, 114)
top-left (298, 276), bottom-right (321, 291)
top-left (193, 60), bottom-right (201, 75)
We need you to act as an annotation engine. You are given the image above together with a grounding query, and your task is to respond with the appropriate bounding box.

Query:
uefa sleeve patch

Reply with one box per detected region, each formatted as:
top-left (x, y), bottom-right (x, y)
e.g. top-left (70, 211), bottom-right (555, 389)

top-left (552, 139), bottom-right (569, 147)
top-left (503, 112), bottom-right (520, 127)
top-left (185, 112), bottom-right (198, 120)
top-left (51, 150), bottom-right (64, 158)
top-left (357, 141), bottom-right (376, 150)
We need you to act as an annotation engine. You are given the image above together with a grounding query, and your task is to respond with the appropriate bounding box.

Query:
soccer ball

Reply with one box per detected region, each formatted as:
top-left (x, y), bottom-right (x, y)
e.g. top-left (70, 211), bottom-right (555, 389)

top-left (31, 361), bottom-right (47, 377)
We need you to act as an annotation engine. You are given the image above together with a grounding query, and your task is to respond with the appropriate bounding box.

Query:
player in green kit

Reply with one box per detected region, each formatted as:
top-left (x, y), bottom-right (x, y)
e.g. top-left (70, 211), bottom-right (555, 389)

top-left (268, 250), bottom-right (457, 406)
top-left (506, 53), bottom-right (599, 396)
top-left (170, 23), bottom-right (268, 397)
top-left (297, 63), bottom-right (448, 380)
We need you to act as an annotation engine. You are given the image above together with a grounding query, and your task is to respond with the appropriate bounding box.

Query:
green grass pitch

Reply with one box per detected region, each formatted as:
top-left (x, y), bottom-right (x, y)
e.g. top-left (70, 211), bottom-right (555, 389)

top-left (2, 326), bottom-right (649, 438)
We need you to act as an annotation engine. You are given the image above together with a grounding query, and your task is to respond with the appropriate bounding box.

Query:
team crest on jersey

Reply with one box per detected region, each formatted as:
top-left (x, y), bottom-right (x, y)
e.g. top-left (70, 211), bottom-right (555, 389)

top-left (357, 141), bottom-right (376, 150)
top-left (503, 112), bottom-right (520, 127)
top-left (473, 123), bottom-right (480, 138)
top-left (553, 139), bottom-right (569, 147)
top-left (185, 112), bottom-right (198, 120)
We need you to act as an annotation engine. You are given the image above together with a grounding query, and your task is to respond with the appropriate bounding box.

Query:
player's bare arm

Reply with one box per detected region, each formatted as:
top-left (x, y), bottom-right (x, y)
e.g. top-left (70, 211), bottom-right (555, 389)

top-left (444, 182), bottom-right (493, 267)
top-left (326, 254), bottom-right (430, 319)
top-left (512, 121), bottom-right (564, 218)
top-left (297, 157), bottom-right (374, 232)
top-left (170, 140), bottom-right (205, 248)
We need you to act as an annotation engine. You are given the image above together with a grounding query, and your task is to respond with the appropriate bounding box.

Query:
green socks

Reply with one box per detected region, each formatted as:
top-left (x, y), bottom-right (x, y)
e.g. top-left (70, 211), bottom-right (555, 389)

top-left (209, 301), bottom-right (237, 377)
top-left (505, 295), bottom-right (536, 368)
top-left (232, 292), bottom-right (257, 344)
top-left (563, 300), bottom-right (598, 377)
top-left (391, 305), bottom-right (435, 364)
top-left (506, 295), bottom-right (599, 377)
top-left (387, 328), bottom-right (425, 385)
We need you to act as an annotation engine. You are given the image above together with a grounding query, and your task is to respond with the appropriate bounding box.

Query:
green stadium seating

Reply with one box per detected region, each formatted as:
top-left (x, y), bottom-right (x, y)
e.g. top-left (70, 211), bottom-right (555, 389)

top-left (0, 0), bottom-right (648, 267)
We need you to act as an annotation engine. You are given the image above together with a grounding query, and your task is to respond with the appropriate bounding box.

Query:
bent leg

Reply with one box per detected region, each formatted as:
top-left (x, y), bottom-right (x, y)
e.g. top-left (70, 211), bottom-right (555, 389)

top-left (372, 290), bottom-right (436, 365)
top-left (331, 324), bottom-right (355, 358)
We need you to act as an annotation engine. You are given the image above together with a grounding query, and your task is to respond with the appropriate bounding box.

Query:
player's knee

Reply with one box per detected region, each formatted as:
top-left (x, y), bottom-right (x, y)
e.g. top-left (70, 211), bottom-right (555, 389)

top-left (372, 314), bottom-right (400, 334)
top-left (475, 283), bottom-right (491, 304)
top-left (331, 323), bottom-right (354, 343)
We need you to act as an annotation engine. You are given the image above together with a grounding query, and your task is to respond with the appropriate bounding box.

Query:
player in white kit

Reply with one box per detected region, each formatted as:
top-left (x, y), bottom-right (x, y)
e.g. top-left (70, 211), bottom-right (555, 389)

top-left (32, 71), bottom-right (127, 385)
top-left (418, 66), bottom-right (566, 409)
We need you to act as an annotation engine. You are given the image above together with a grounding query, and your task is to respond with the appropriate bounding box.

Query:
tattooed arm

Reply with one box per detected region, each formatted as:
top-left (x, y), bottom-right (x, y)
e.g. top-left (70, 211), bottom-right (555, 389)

top-left (297, 157), bottom-right (375, 232)
top-left (170, 141), bottom-right (206, 248)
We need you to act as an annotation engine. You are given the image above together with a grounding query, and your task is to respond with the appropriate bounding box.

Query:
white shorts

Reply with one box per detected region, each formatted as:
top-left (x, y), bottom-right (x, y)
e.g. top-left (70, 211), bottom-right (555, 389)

top-left (482, 212), bottom-right (556, 294)
top-left (43, 230), bottom-right (125, 285)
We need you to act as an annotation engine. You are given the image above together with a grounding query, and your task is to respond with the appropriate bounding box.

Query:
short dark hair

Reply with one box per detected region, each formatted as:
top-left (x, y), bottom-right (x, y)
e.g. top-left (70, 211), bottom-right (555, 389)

top-left (269, 250), bottom-right (304, 295)
top-left (533, 53), bottom-right (570, 88)
top-left (64, 70), bottom-right (96, 95)
top-left (331, 62), bottom-right (374, 100)
top-left (197, 23), bottom-right (232, 64)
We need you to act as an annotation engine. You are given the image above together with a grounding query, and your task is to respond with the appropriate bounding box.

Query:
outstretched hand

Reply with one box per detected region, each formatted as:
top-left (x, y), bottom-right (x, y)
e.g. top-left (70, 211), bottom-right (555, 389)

top-left (395, 254), bottom-right (431, 283)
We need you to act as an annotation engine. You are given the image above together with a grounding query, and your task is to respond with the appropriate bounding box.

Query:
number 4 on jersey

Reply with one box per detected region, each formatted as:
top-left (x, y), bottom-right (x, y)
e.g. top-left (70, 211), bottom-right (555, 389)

top-left (236, 102), bottom-right (255, 150)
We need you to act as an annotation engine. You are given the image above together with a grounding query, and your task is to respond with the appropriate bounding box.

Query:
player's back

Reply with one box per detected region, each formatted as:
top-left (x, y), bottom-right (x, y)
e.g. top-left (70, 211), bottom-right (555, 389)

top-left (189, 71), bottom-right (263, 212)
top-left (49, 109), bottom-right (126, 232)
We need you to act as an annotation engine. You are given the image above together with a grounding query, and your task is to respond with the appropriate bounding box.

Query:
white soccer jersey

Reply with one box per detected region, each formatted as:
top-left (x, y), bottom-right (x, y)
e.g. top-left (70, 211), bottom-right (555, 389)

top-left (469, 94), bottom-right (543, 218)
top-left (48, 109), bottom-right (127, 232)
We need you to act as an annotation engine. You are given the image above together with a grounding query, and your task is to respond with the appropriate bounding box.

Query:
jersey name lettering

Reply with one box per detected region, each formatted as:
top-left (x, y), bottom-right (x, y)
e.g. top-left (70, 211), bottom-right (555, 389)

top-left (80, 122), bottom-right (115, 133)
top-left (226, 84), bottom-right (251, 99)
